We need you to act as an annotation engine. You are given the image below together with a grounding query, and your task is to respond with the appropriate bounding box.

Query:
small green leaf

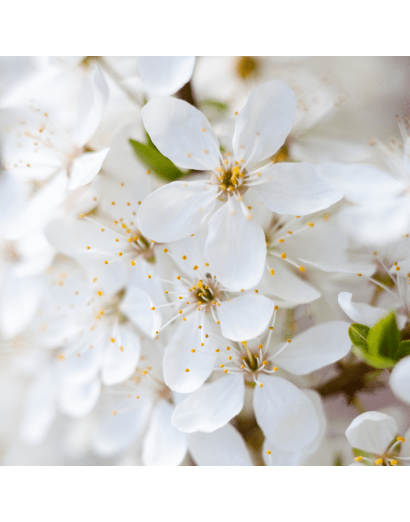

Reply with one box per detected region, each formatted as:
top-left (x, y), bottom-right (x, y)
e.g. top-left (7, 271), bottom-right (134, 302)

top-left (129, 139), bottom-right (186, 182)
top-left (200, 99), bottom-right (229, 113)
top-left (349, 324), bottom-right (370, 353)
top-left (367, 311), bottom-right (400, 360)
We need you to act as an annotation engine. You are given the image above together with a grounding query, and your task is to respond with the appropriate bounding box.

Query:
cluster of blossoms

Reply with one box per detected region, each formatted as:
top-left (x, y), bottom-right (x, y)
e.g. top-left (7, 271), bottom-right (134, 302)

top-left (1, 56), bottom-right (410, 466)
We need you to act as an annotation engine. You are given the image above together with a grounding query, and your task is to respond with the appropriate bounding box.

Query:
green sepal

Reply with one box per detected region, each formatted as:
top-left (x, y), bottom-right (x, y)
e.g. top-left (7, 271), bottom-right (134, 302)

top-left (397, 340), bottom-right (410, 359)
top-left (367, 311), bottom-right (400, 360)
top-left (349, 323), bottom-right (370, 353)
top-left (129, 139), bottom-right (186, 182)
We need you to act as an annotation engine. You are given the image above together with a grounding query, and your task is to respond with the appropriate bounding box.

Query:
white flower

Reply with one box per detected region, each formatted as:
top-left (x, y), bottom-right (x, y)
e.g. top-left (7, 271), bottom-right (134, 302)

top-left (136, 57), bottom-right (196, 96)
top-left (0, 64), bottom-right (109, 240)
top-left (345, 411), bottom-right (410, 466)
top-left (137, 80), bottom-right (342, 289)
top-left (172, 318), bottom-right (351, 451)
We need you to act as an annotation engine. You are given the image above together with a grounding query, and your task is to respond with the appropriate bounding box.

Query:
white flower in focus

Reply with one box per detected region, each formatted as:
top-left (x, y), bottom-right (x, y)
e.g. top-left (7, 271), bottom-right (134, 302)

top-left (171, 318), bottom-right (351, 451)
top-left (137, 80), bottom-right (342, 290)
top-left (345, 411), bottom-right (410, 466)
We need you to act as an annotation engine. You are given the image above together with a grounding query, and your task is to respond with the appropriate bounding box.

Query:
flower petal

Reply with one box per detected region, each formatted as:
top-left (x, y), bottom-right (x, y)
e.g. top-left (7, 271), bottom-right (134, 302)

top-left (206, 197), bottom-right (266, 291)
top-left (163, 313), bottom-right (217, 393)
top-left (137, 56), bottom-right (195, 96)
top-left (316, 163), bottom-right (405, 204)
top-left (217, 294), bottom-right (274, 342)
top-left (68, 148), bottom-right (109, 190)
top-left (172, 374), bottom-right (244, 433)
top-left (58, 378), bottom-right (101, 419)
top-left (345, 411), bottom-right (397, 454)
top-left (141, 96), bottom-right (220, 170)
top-left (272, 321), bottom-right (351, 375)
top-left (390, 356), bottom-right (410, 405)
top-left (188, 424), bottom-right (252, 466)
top-left (137, 180), bottom-right (217, 242)
top-left (71, 64), bottom-right (109, 146)
top-left (101, 324), bottom-right (141, 386)
top-left (252, 162), bottom-right (343, 216)
top-left (338, 292), bottom-right (388, 327)
top-left (141, 400), bottom-right (188, 466)
top-left (233, 80), bottom-right (296, 165)
top-left (253, 375), bottom-right (320, 451)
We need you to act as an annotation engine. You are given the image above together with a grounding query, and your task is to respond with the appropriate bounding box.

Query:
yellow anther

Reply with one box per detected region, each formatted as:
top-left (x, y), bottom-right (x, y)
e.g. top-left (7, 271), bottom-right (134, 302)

top-left (185, 368), bottom-right (190, 372)
top-left (281, 253), bottom-right (286, 259)
top-left (93, 278), bottom-right (97, 283)
top-left (354, 456), bottom-right (363, 462)
top-left (241, 364), bottom-right (245, 369)
top-left (110, 337), bottom-right (115, 343)
top-left (287, 231), bottom-right (293, 235)
top-left (193, 265), bottom-right (198, 270)
top-left (100, 311), bottom-right (104, 315)
top-left (120, 346), bottom-right (124, 352)
top-left (101, 228), bottom-right (105, 232)
top-left (215, 349), bottom-right (220, 352)
top-left (191, 349), bottom-right (195, 353)
top-left (201, 343), bottom-right (204, 346)
top-left (118, 252), bottom-right (123, 256)
top-left (375, 458), bottom-right (383, 466)
top-left (179, 296), bottom-right (183, 299)
top-left (87, 246), bottom-right (91, 250)
top-left (57, 353), bottom-right (65, 361)
top-left (259, 344), bottom-right (263, 349)
top-left (279, 239), bottom-right (285, 243)
top-left (163, 248), bottom-right (168, 253)
top-left (112, 410), bottom-right (117, 415)
top-left (226, 346), bottom-right (230, 351)
top-left (151, 307), bottom-right (156, 310)
top-left (269, 326), bottom-right (274, 330)
top-left (148, 274), bottom-right (151, 279)
top-left (201, 128), bottom-right (206, 132)
top-left (259, 383), bottom-right (263, 388)
top-left (267, 450), bottom-right (271, 455)
top-left (131, 260), bottom-right (135, 266)
top-left (307, 222), bottom-right (314, 227)
top-left (296, 215), bottom-right (300, 218)
top-left (287, 339), bottom-right (291, 343)
top-left (274, 306), bottom-right (278, 310)
top-left (205, 262), bottom-right (209, 266)
top-left (270, 269), bottom-right (275, 276)
top-left (220, 364), bottom-right (224, 368)
top-left (79, 214), bottom-right (84, 218)
top-left (182, 255), bottom-right (187, 260)
top-left (224, 369), bottom-right (228, 373)
top-left (255, 289), bottom-right (258, 293)
top-left (273, 367), bottom-right (278, 372)
top-left (397, 436), bottom-right (406, 443)
top-left (299, 266), bottom-right (305, 272)
top-left (357, 273), bottom-right (362, 277)
top-left (104, 260), bottom-right (108, 265)
top-left (390, 459), bottom-right (398, 466)
top-left (128, 238), bottom-right (132, 243)
top-left (179, 310), bottom-right (182, 314)
top-left (263, 361), bottom-right (267, 365)
top-left (176, 276), bottom-right (181, 280)
top-left (396, 266), bottom-right (401, 271)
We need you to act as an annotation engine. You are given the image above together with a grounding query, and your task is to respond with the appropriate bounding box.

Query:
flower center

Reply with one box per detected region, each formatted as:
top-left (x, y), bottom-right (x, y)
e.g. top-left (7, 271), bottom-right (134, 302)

top-left (211, 159), bottom-right (248, 202)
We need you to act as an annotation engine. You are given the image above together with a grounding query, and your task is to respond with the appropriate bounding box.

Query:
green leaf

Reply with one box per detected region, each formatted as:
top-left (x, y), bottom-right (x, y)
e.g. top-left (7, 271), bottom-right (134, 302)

top-left (200, 99), bottom-right (229, 113)
top-left (349, 323), bottom-right (370, 353)
top-left (367, 311), bottom-right (400, 360)
top-left (129, 139), bottom-right (186, 182)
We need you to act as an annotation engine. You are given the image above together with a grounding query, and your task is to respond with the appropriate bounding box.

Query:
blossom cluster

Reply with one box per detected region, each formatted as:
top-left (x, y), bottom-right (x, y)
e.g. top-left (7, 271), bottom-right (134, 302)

top-left (1, 56), bottom-right (410, 466)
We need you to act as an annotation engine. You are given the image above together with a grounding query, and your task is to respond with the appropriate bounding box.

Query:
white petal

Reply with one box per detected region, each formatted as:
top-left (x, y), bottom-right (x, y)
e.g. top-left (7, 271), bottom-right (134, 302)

top-left (253, 375), bottom-right (320, 451)
top-left (217, 294), bottom-right (274, 342)
top-left (68, 148), bottom-right (109, 190)
top-left (71, 64), bottom-right (109, 146)
top-left (390, 356), bottom-right (410, 405)
top-left (137, 180), bottom-right (217, 242)
top-left (93, 398), bottom-right (152, 457)
top-left (163, 313), bottom-right (217, 393)
top-left (263, 257), bottom-right (320, 304)
top-left (141, 96), bottom-right (220, 170)
top-left (316, 163), bottom-right (405, 204)
top-left (172, 375), bottom-right (244, 433)
top-left (206, 198), bottom-right (266, 291)
top-left (120, 287), bottom-right (162, 338)
top-left (101, 324), bottom-right (141, 386)
top-left (272, 321), bottom-right (351, 375)
top-left (252, 162), bottom-right (342, 216)
top-left (19, 368), bottom-right (56, 446)
top-left (188, 424), bottom-right (252, 466)
top-left (345, 411), bottom-right (397, 454)
top-left (58, 378), bottom-right (101, 418)
top-left (141, 400), bottom-right (188, 466)
top-left (233, 80), bottom-right (296, 165)
top-left (137, 56), bottom-right (195, 96)
top-left (338, 292), bottom-right (388, 327)
top-left (0, 274), bottom-right (42, 339)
